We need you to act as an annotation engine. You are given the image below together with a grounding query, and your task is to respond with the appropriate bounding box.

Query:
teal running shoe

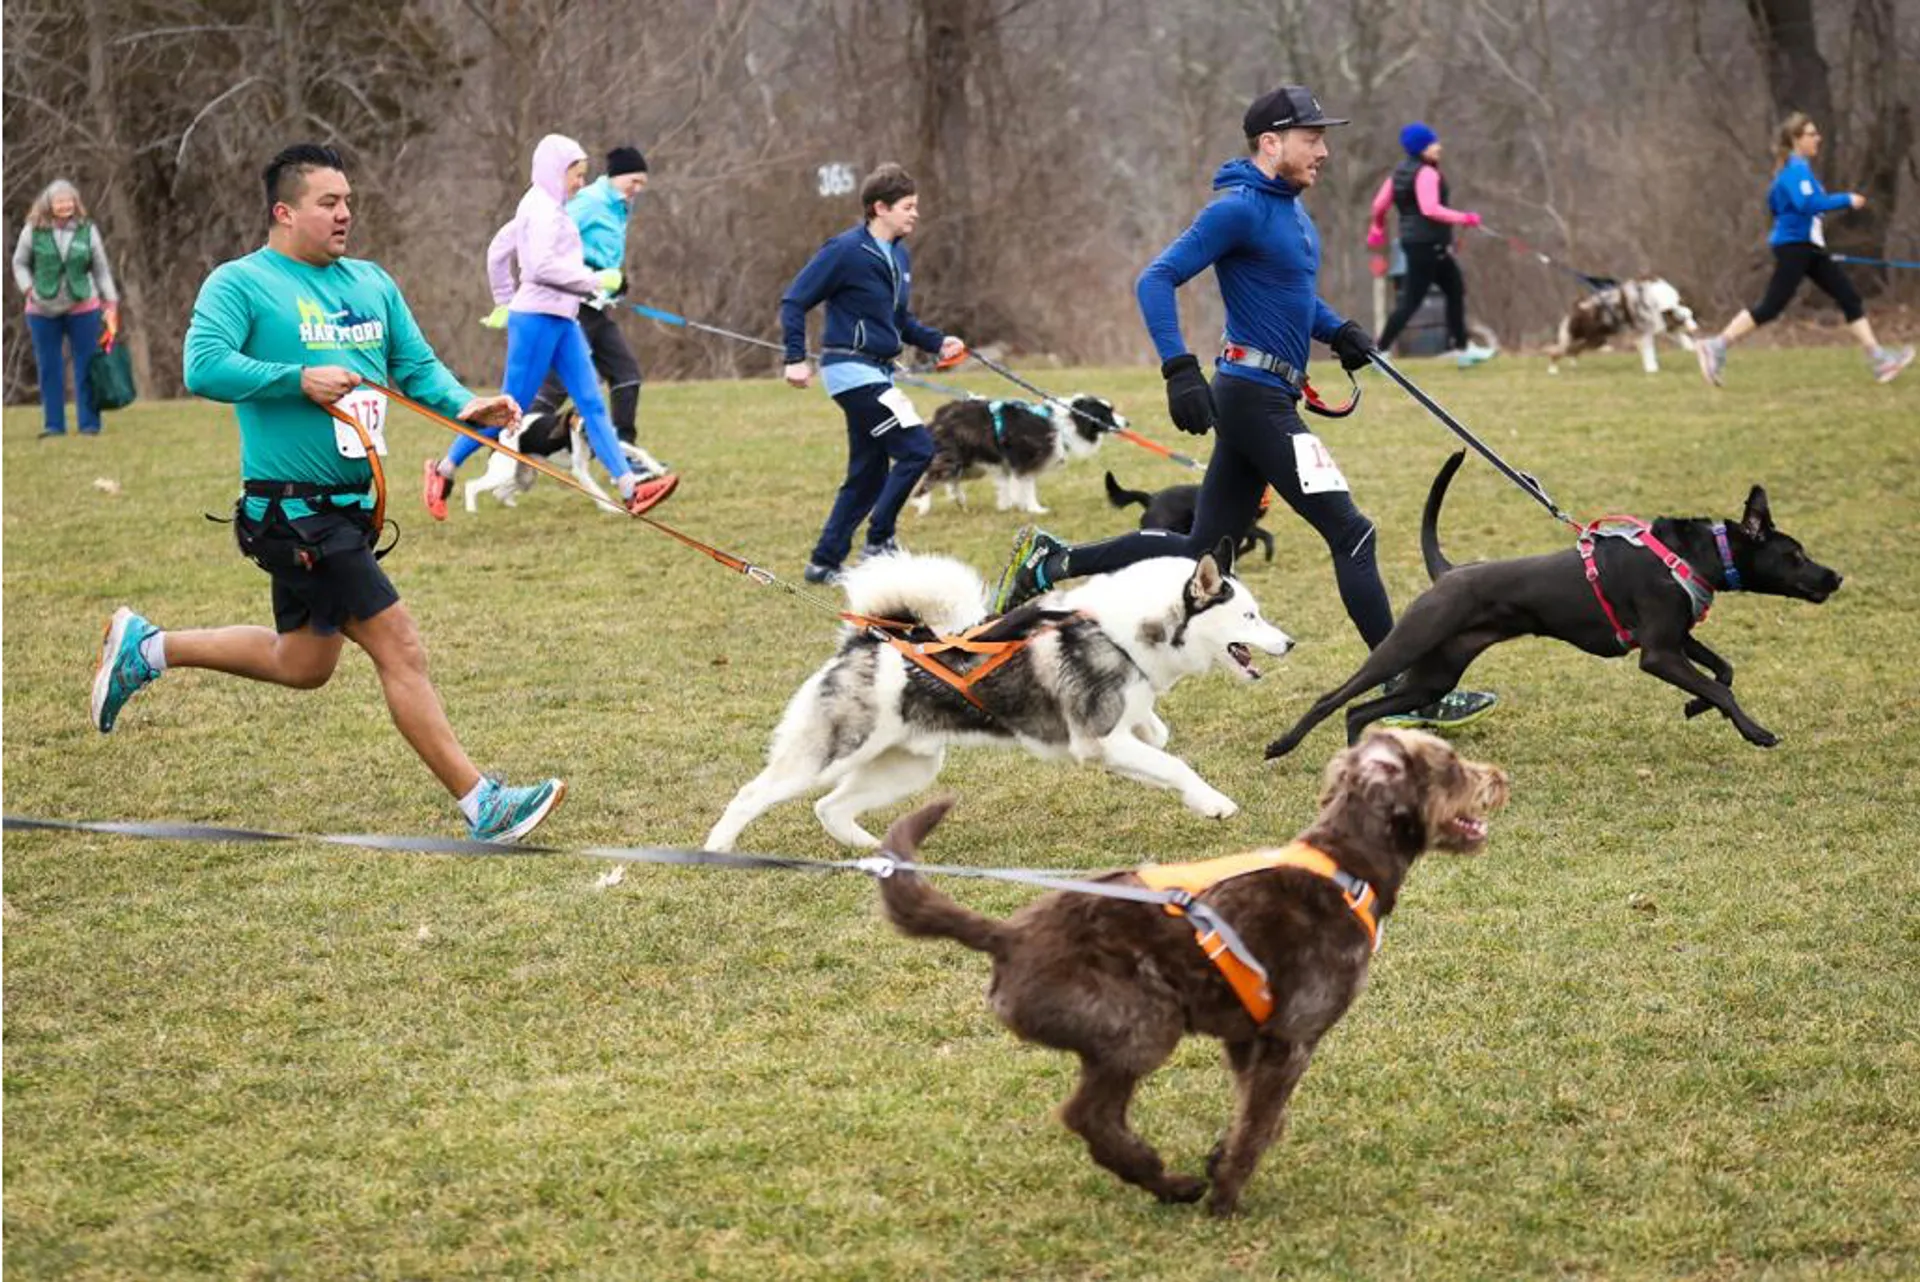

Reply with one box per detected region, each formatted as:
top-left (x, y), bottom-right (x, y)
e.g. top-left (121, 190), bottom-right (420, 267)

top-left (469, 775), bottom-right (567, 843)
top-left (91, 607), bottom-right (160, 733)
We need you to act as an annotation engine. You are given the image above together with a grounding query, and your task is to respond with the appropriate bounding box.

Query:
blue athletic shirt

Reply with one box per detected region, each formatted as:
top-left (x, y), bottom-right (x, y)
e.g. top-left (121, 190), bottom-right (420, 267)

top-left (1768, 156), bottom-right (1853, 248)
top-left (1136, 157), bottom-right (1347, 395)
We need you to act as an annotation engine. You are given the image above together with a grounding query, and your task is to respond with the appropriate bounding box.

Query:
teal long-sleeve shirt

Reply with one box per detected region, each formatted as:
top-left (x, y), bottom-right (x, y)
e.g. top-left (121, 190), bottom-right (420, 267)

top-left (183, 247), bottom-right (472, 516)
top-left (567, 177), bottom-right (630, 271)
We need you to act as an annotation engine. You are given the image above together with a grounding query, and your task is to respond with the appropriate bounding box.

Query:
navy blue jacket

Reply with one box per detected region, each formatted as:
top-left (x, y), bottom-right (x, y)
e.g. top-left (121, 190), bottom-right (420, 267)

top-left (1136, 158), bottom-right (1346, 394)
top-left (779, 225), bottom-right (944, 369)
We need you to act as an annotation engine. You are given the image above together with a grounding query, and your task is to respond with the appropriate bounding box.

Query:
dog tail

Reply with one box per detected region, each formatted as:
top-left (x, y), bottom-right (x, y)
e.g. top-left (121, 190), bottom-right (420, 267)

top-left (842, 553), bottom-right (989, 633)
top-left (874, 799), bottom-right (1012, 958)
top-left (1422, 450), bottom-right (1467, 581)
top-left (1104, 471), bottom-right (1151, 511)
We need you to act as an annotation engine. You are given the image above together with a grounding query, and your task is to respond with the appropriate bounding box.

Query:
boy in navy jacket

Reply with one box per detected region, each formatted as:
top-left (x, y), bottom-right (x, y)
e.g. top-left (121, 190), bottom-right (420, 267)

top-left (779, 164), bottom-right (964, 583)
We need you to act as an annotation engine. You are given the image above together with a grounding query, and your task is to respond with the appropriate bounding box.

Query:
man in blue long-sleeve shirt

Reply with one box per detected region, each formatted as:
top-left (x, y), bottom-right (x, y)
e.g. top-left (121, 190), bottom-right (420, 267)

top-left (779, 163), bottom-right (965, 584)
top-left (994, 86), bottom-right (1496, 731)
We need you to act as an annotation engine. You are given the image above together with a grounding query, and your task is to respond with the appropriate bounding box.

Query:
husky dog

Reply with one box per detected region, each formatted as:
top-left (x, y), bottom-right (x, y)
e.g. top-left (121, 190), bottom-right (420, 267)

top-left (1546, 276), bottom-right (1699, 374)
top-left (705, 543), bottom-right (1293, 850)
top-left (463, 407), bottom-right (669, 513)
top-left (909, 394), bottom-right (1121, 516)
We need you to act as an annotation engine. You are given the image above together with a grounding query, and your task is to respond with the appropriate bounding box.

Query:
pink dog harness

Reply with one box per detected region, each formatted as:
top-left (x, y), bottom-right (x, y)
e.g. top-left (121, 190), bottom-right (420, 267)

top-left (1576, 516), bottom-right (1717, 650)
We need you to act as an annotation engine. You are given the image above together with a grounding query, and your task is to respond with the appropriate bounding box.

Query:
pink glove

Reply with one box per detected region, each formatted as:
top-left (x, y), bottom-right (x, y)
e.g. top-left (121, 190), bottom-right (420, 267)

top-left (1365, 227), bottom-right (1386, 250)
top-left (1369, 254), bottom-right (1389, 279)
top-left (1462, 212), bottom-right (1483, 228)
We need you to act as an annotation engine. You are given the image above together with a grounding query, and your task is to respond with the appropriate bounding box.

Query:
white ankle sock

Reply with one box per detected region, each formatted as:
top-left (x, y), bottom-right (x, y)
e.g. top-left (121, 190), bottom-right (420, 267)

top-left (457, 779), bottom-right (485, 822)
top-left (434, 458), bottom-right (456, 480)
top-left (139, 631), bottom-right (168, 672)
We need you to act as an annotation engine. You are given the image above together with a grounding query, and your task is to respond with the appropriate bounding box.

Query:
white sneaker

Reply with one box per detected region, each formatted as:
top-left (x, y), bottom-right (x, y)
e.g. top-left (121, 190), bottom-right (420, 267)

top-left (1871, 345), bottom-right (1914, 385)
top-left (1456, 343), bottom-right (1496, 369)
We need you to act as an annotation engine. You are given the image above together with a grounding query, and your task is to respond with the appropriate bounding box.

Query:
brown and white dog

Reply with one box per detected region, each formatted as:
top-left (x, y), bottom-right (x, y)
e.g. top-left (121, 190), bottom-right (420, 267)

top-left (1546, 276), bottom-right (1698, 374)
top-left (909, 394), bottom-right (1120, 516)
top-left (462, 407), bottom-right (667, 514)
top-left (872, 729), bottom-right (1510, 1215)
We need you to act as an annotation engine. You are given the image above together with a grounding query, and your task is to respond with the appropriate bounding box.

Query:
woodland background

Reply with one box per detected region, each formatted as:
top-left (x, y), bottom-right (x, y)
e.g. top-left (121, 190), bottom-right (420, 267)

top-left (5, 0), bottom-right (1916, 401)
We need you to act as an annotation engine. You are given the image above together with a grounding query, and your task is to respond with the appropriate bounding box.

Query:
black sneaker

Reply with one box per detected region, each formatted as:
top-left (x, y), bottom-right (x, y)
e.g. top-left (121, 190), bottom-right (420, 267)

top-left (992, 525), bottom-right (1068, 612)
top-left (803, 562), bottom-right (844, 586)
top-left (1378, 687), bottom-right (1499, 731)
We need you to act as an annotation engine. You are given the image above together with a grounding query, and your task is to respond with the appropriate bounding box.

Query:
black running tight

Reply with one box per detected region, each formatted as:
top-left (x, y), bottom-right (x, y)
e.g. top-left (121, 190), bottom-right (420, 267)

top-left (1059, 373), bottom-right (1394, 648)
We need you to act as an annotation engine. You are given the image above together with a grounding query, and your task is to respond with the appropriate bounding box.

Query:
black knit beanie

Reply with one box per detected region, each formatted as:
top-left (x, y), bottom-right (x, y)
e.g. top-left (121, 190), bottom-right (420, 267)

top-left (606, 146), bottom-right (648, 177)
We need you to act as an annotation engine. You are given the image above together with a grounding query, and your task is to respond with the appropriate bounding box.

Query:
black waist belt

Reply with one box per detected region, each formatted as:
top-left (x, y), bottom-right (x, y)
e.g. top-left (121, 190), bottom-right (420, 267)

top-left (1219, 341), bottom-right (1304, 391)
top-left (242, 480), bottom-right (369, 501)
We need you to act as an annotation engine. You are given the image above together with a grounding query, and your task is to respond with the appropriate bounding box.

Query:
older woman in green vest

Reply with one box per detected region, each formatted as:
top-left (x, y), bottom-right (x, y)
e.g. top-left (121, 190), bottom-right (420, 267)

top-left (12, 178), bottom-right (120, 436)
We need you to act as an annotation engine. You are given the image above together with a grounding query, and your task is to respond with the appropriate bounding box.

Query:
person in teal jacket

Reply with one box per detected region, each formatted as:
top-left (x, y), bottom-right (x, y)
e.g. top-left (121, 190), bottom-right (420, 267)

top-left (1697, 112), bottom-right (1912, 386)
top-left (522, 145), bottom-right (662, 470)
top-left (89, 143), bottom-right (568, 843)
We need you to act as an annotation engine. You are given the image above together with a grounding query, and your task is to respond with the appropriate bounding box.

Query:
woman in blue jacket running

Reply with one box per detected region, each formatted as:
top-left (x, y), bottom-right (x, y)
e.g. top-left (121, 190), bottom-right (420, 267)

top-left (1697, 112), bottom-right (1912, 386)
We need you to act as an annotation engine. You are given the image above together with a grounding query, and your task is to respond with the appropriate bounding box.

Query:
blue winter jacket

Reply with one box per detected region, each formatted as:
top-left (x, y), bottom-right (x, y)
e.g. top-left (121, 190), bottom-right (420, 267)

top-left (567, 177), bottom-right (630, 271)
top-left (1137, 158), bottom-right (1347, 394)
top-left (1767, 156), bottom-right (1853, 247)
top-left (779, 225), bottom-right (944, 369)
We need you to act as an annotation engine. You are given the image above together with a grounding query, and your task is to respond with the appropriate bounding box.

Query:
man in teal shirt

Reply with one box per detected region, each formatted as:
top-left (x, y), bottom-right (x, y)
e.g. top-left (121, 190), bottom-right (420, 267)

top-left (524, 145), bottom-right (660, 469)
top-left (90, 143), bottom-right (566, 843)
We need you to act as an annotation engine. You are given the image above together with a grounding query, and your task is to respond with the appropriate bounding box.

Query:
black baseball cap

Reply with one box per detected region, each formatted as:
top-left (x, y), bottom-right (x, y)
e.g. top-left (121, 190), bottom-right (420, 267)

top-left (1243, 86), bottom-right (1350, 137)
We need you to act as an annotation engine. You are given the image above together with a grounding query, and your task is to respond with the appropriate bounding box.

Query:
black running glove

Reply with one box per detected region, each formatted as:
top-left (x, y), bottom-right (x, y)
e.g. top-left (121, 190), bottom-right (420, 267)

top-left (1161, 354), bottom-right (1216, 436)
top-left (1329, 320), bottom-right (1378, 372)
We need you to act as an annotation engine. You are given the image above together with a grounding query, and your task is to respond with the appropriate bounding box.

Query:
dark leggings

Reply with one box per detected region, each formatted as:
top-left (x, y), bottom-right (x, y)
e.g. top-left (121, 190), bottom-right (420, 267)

top-left (1059, 373), bottom-right (1394, 648)
top-left (1376, 241), bottom-right (1467, 352)
top-left (1749, 243), bottom-right (1864, 324)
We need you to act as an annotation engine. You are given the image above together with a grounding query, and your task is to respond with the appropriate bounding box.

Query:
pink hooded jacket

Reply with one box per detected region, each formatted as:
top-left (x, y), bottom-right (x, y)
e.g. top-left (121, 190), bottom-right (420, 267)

top-left (487, 134), bottom-right (601, 318)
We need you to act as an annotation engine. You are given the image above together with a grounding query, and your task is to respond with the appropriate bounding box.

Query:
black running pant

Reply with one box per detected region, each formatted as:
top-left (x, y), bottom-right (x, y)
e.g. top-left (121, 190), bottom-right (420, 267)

top-left (1749, 243), bottom-right (1864, 325)
top-left (530, 305), bottom-right (644, 441)
top-left (1061, 373), bottom-right (1394, 648)
top-left (1377, 241), bottom-right (1467, 353)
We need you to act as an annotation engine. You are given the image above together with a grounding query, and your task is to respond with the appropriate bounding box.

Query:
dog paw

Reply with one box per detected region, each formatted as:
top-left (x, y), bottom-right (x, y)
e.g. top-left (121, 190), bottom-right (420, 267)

top-left (1743, 726), bottom-right (1781, 749)
top-left (1204, 1191), bottom-right (1242, 1217)
top-left (1156, 1174), bottom-right (1209, 1204)
top-left (1188, 792), bottom-right (1239, 820)
top-left (1262, 737), bottom-right (1293, 761)
top-left (1682, 696), bottom-right (1711, 720)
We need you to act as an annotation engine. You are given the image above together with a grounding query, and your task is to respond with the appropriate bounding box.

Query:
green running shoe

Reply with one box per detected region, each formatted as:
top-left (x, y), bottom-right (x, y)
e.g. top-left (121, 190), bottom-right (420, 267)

top-left (470, 775), bottom-right (567, 843)
top-left (91, 607), bottom-right (160, 734)
top-left (992, 524), bottom-right (1067, 613)
top-left (1378, 688), bottom-right (1499, 732)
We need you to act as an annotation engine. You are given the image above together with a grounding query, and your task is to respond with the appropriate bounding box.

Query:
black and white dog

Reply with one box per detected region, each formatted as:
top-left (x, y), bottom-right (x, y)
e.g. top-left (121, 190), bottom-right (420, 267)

top-left (910, 394), bottom-right (1122, 516)
top-left (1104, 471), bottom-right (1276, 563)
top-left (705, 544), bottom-right (1294, 850)
top-left (463, 407), bottom-right (668, 514)
top-left (1546, 276), bottom-right (1699, 374)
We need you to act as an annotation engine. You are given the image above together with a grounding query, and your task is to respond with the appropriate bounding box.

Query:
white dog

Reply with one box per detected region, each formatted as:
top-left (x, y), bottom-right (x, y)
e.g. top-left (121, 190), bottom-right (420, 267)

top-left (705, 545), bottom-right (1293, 850)
top-left (1547, 276), bottom-right (1699, 374)
top-left (463, 407), bottom-right (667, 513)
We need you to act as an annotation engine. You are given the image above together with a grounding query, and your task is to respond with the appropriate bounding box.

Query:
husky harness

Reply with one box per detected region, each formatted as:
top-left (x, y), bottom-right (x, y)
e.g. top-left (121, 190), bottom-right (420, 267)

top-left (1576, 516), bottom-right (1717, 651)
top-left (1135, 842), bottom-right (1380, 1024)
top-left (840, 609), bottom-right (1085, 715)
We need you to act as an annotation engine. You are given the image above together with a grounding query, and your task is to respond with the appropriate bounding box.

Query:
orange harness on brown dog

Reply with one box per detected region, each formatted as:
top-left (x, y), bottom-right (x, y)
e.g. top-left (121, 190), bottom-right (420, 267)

top-left (840, 610), bottom-right (1082, 713)
top-left (1136, 842), bottom-right (1380, 1024)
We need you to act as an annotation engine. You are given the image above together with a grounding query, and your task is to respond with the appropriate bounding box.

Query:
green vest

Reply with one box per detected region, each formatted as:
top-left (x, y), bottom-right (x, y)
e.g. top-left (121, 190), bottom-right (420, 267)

top-left (32, 223), bottom-right (94, 302)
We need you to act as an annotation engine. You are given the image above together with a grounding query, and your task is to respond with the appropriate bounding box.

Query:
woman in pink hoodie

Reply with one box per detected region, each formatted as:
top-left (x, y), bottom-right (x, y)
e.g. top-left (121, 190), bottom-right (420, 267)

top-left (424, 134), bottom-right (677, 518)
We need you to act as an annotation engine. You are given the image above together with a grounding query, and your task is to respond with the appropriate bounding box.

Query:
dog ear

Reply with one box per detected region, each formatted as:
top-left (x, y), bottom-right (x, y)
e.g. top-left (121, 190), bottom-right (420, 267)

top-left (1740, 486), bottom-right (1773, 539)
top-left (1212, 535), bottom-right (1236, 579)
top-left (1186, 551), bottom-right (1227, 608)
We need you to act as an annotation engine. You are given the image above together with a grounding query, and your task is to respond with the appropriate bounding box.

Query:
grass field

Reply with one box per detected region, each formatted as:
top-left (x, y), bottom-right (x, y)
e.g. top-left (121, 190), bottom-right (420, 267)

top-left (5, 348), bottom-right (1918, 1280)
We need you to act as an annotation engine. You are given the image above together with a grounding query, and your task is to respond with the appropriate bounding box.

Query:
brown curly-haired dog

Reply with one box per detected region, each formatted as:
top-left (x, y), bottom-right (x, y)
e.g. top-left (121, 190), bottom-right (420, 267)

top-left (874, 729), bottom-right (1509, 1215)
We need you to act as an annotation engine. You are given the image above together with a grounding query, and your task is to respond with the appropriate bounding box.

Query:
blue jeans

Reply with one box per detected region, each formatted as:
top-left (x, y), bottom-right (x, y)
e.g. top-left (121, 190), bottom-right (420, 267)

top-left (810, 383), bottom-right (934, 569)
top-left (447, 310), bottom-right (628, 478)
top-left (27, 309), bottom-right (105, 434)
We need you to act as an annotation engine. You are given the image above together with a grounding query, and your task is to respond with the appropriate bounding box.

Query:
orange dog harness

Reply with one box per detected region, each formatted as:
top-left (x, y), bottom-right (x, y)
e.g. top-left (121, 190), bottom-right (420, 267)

top-left (841, 610), bottom-right (1082, 713)
top-left (1136, 842), bottom-right (1380, 1023)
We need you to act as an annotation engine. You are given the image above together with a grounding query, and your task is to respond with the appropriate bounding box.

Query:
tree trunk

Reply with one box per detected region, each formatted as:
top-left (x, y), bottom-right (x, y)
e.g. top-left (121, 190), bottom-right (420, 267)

top-left (1831, 0), bottom-right (1911, 269)
top-left (1744, 0), bottom-right (1836, 164)
top-left (918, 0), bottom-right (978, 336)
top-left (82, 0), bottom-right (153, 394)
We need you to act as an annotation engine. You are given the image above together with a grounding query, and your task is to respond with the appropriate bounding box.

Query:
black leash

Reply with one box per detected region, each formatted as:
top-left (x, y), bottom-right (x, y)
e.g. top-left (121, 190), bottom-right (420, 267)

top-left (3, 814), bottom-right (1270, 980)
top-left (1474, 224), bottom-right (1618, 293)
top-left (960, 348), bottom-right (1206, 472)
top-left (1368, 352), bottom-right (1579, 529)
